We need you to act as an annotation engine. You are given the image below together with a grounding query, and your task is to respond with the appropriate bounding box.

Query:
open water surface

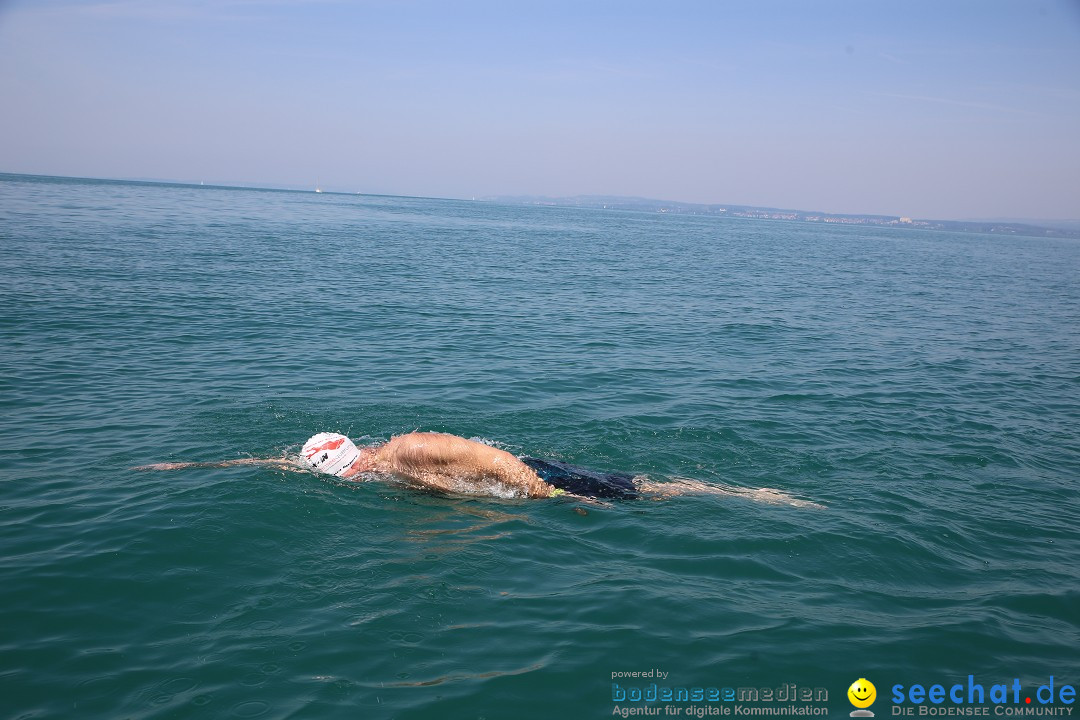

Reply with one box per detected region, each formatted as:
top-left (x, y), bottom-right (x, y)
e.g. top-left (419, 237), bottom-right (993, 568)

top-left (1, 173), bottom-right (1078, 718)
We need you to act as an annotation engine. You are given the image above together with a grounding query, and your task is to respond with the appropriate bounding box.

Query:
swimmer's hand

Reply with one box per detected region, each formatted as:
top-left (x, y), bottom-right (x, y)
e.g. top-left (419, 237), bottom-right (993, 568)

top-left (548, 487), bottom-right (613, 507)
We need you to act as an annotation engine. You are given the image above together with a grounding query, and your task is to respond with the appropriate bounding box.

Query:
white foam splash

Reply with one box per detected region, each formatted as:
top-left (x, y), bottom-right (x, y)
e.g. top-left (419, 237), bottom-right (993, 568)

top-left (440, 476), bottom-right (529, 499)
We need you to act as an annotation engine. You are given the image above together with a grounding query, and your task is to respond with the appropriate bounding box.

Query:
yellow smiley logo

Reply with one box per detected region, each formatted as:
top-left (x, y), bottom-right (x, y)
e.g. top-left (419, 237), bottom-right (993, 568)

top-left (848, 678), bottom-right (877, 709)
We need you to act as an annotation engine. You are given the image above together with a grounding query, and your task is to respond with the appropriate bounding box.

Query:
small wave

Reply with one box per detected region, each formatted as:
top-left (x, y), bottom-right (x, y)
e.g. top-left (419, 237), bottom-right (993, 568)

top-left (382, 662), bottom-right (544, 687)
top-left (467, 436), bottom-right (517, 452)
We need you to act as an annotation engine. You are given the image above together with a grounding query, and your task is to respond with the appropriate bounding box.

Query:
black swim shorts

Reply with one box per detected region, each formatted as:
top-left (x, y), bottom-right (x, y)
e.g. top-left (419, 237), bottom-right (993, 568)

top-left (521, 457), bottom-right (640, 500)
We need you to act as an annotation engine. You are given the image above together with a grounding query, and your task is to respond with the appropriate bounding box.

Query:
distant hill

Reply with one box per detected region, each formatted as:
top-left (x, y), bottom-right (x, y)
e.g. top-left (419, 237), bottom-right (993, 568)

top-left (484, 195), bottom-right (1080, 240)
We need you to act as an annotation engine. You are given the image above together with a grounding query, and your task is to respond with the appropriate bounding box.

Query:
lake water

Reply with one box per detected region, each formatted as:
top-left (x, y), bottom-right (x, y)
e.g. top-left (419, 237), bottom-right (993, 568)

top-left (1, 173), bottom-right (1078, 718)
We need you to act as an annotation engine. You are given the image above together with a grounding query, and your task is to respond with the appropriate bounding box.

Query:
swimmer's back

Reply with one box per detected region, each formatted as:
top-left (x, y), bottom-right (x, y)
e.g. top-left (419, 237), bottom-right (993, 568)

top-left (377, 432), bottom-right (553, 497)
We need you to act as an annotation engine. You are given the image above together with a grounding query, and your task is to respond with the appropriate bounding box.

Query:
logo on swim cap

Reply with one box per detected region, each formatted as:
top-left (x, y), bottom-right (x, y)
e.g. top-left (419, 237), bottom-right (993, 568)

top-left (301, 432), bottom-right (360, 477)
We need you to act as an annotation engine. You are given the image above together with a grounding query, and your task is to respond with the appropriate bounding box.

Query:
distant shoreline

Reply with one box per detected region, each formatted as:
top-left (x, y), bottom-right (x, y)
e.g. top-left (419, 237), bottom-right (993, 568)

top-left (2, 172), bottom-right (1076, 240)
top-left (484, 195), bottom-right (1080, 241)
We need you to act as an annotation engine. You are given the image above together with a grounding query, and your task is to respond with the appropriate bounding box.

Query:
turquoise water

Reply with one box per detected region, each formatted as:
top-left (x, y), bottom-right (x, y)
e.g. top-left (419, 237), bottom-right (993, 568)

top-left (1, 173), bottom-right (1078, 719)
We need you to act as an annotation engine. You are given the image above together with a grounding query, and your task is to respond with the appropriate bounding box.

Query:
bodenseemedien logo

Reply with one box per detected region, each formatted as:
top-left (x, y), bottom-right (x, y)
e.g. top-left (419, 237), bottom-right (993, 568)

top-left (849, 678), bottom-right (877, 717)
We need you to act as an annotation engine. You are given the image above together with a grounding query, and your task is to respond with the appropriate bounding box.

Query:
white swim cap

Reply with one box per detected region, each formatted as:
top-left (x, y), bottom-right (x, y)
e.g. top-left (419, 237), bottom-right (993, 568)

top-left (301, 432), bottom-right (361, 477)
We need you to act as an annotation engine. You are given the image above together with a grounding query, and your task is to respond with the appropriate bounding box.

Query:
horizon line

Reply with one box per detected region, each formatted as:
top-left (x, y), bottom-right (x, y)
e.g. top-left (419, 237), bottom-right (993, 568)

top-left (2, 169), bottom-right (1077, 228)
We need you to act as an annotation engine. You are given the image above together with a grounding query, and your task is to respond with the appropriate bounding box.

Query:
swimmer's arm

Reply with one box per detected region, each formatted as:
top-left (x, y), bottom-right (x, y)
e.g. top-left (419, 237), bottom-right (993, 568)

top-left (131, 456), bottom-right (302, 472)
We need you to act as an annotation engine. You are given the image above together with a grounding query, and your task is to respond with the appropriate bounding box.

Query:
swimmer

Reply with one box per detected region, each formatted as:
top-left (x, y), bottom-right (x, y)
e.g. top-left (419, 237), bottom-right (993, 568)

top-left (133, 430), bottom-right (824, 507)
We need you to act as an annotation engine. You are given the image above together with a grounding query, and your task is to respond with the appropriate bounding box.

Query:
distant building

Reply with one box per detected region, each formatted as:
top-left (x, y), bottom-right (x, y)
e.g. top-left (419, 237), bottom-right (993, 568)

top-left (899, 217), bottom-right (913, 224)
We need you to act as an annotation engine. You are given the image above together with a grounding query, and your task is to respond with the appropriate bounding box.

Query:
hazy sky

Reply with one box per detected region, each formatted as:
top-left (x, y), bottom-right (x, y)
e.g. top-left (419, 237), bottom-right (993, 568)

top-left (1, 0), bottom-right (1078, 219)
